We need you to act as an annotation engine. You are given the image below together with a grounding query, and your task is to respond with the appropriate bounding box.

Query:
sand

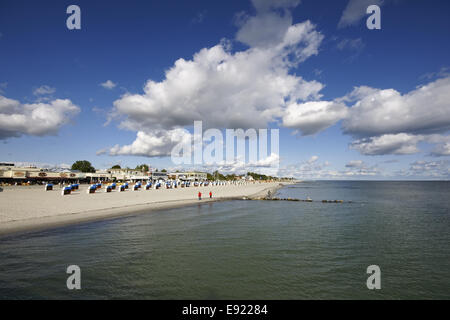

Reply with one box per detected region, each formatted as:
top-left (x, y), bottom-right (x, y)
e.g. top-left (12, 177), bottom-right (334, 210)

top-left (0, 182), bottom-right (284, 236)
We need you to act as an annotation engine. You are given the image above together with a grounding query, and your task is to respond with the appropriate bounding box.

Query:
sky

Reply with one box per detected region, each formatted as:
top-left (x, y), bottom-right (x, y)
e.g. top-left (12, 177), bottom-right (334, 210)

top-left (0, 0), bottom-right (449, 180)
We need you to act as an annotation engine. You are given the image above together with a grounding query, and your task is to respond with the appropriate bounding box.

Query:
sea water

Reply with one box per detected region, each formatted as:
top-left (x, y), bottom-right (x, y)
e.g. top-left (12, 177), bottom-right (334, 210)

top-left (0, 181), bottom-right (449, 299)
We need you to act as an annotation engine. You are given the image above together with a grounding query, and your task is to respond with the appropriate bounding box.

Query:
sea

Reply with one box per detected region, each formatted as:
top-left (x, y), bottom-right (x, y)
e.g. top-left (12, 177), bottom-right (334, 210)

top-left (0, 181), bottom-right (449, 299)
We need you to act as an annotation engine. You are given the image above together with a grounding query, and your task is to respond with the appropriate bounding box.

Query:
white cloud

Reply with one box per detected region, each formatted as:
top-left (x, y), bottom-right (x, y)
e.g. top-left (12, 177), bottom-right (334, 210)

top-left (236, 10), bottom-right (294, 48)
top-left (112, 21), bottom-right (323, 131)
top-left (345, 160), bottom-right (364, 168)
top-left (278, 157), bottom-right (380, 179)
top-left (0, 95), bottom-right (80, 139)
top-left (431, 142), bottom-right (450, 156)
top-left (0, 82), bottom-right (7, 94)
top-left (106, 129), bottom-right (192, 157)
top-left (100, 80), bottom-right (117, 89)
top-left (338, 0), bottom-right (384, 28)
top-left (282, 101), bottom-right (348, 135)
top-left (199, 152), bottom-right (280, 176)
top-left (308, 155), bottom-right (319, 163)
top-left (33, 85), bottom-right (56, 96)
top-left (350, 133), bottom-right (423, 155)
top-left (408, 160), bottom-right (449, 178)
top-left (336, 38), bottom-right (364, 51)
top-left (343, 77), bottom-right (450, 137)
top-left (427, 135), bottom-right (450, 156)
top-left (105, 1), bottom-right (325, 157)
top-left (420, 66), bottom-right (450, 81)
top-left (335, 76), bottom-right (450, 156)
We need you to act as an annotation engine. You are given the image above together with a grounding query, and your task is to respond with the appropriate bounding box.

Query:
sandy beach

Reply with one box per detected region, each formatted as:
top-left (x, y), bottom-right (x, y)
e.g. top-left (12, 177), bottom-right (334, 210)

top-left (0, 182), bottom-right (284, 236)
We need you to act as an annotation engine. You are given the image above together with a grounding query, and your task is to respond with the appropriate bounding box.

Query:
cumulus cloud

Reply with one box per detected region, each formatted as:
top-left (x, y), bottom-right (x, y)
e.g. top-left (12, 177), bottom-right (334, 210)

top-left (350, 132), bottom-right (450, 156)
top-left (283, 101), bottom-right (348, 135)
top-left (308, 155), bottom-right (319, 163)
top-left (408, 160), bottom-right (450, 178)
top-left (106, 129), bottom-right (192, 157)
top-left (100, 80), bottom-right (117, 89)
top-left (431, 142), bottom-right (450, 156)
top-left (350, 133), bottom-right (423, 155)
top-left (278, 157), bottom-right (380, 179)
top-left (338, 76), bottom-right (450, 155)
top-left (235, 0), bottom-right (302, 48)
top-left (199, 152), bottom-right (280, 176)
top-left (33, 85), bottom-right (56, 96)
top-left (343, 77), bottom-right (450, 138)
top-left (113, 34), bottom-right (323, 132)
top-left (427, 135), bottom-right (450, 156)
top-left (278, 157), bottom-right (333, 179)
top-left (0, 95), bottom-right (80, 139)
top-left (338, 0), bottom-right (384, 28)
top-left (345, 160), bottom-right (364, 168)
top-left (104, 1), bottom-right (326, 157)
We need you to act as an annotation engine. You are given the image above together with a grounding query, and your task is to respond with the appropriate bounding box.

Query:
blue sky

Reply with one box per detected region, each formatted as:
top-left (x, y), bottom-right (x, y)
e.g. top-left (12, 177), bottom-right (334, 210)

top-left (1, 0), bottom-right (449, 179)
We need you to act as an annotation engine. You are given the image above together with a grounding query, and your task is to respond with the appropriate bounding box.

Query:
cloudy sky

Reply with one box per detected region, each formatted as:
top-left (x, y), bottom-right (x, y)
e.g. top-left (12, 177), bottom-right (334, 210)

top-left (0, 0), bottom-right (449, 179)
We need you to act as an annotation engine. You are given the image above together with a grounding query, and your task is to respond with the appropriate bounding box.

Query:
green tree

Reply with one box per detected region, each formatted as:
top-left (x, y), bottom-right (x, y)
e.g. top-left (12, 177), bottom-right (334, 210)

top-left (71, 160), bottom-right (96, 173)
top-left (211, 170), bottom-right (226, 180)
top-left (161, 169), bottom-right (167, 172)
top-left (111, 165), bottom-right (121, 169)
top-left (135, 164), bottom-right (149, 172)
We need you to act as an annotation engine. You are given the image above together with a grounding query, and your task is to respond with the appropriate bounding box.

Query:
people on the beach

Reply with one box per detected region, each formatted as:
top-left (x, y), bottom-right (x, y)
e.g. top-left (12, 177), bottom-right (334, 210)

top-left (198, 191), bottom-right (202, 200)
top-left (209, 191), bottom-right (212, 198)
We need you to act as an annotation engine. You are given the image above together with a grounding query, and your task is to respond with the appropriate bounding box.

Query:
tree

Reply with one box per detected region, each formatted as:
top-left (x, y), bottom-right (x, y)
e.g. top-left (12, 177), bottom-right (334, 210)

top-left (211, 170), bottom-right (226, 181)
top-left (225, 174), bottom-right (236, 181)
top-left (161, 169), bottom-right (167, 172)
top-left (71, 160), bottom-right (95, 173)
top-left (111, 165), bottom-right (121, 169)
top-left (135, 164), bottom-right (149, 172)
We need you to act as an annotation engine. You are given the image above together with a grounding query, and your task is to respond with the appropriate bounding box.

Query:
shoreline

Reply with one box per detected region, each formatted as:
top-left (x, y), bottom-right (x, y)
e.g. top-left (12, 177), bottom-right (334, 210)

top-left (0, 182), bottom-right (286, 237)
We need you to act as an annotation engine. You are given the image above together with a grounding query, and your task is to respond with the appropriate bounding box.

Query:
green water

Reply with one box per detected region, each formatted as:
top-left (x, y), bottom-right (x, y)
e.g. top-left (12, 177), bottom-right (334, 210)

top-left (0, 181), bottom-right (449, 299)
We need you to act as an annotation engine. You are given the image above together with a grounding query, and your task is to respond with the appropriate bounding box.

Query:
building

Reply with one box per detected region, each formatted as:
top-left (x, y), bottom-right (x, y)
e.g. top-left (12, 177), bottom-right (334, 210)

top-left (85, 170), bottom-right (113, 182)
top-left (0, 164), bottom-right (85, 183)
top-left (108, 168), bottom-right (151, 182)
top-left (0, 163), bottom-right (209, 184)
top-left (170, 171), bottom-right (208, 181)
top-left (151, 172), bottom-right (169, 182)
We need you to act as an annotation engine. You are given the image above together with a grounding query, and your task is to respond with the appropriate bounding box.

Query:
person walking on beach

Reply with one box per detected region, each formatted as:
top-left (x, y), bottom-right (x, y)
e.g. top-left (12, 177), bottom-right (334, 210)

top-left (198, 191), bottom-right (202, 200)
top-left (209, 191), bottom-right (212, 198)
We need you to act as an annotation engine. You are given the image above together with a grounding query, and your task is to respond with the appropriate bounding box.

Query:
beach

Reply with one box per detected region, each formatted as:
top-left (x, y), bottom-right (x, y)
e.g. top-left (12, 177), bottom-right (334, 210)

top-left (0, 182), bottom-right (284, 236)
